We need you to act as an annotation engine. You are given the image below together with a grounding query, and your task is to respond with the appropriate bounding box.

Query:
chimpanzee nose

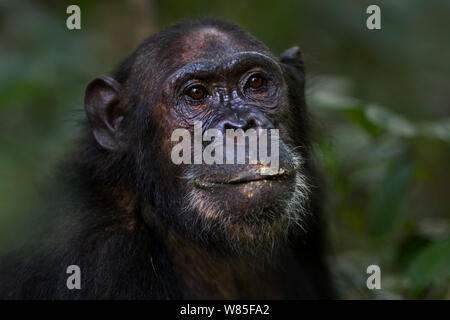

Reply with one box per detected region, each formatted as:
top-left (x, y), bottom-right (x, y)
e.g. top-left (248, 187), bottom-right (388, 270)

top-left (218, 112), bottom-right (271, 133)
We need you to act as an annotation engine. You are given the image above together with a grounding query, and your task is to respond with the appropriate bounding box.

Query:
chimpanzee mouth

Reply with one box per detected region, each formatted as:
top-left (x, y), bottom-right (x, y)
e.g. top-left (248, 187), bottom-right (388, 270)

top-left (193, 167), bottom-right (289, 189)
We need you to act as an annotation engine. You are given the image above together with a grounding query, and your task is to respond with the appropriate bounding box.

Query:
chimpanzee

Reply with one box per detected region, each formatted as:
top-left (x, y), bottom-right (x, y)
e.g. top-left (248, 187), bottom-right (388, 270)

top-left (0, 18), bottom-right (333, 299)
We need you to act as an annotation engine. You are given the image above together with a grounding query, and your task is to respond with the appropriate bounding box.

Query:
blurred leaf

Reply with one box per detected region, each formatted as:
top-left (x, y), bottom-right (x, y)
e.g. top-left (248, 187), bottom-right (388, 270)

top-left (418, 118), bottom-right (450, 143)
top-left (342, 107), bottom-right (381, 136)
top-left (408, 238), bottom-right (450, 296)
top-left (396, 233), bottom-right (431, 272)
top-left (309, 90), bottom-right (363, 111)
top-left (311, 90), bottom-right (450, 144)
top-left (365, 104), bottom-right (416, 138)
top-left (368, 160), bottom-right (414, 236)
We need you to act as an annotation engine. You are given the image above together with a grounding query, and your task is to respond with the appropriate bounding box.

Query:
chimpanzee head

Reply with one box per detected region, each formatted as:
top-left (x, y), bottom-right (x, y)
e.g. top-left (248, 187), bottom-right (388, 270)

top-left (84, 18), bottom-right (312, 255)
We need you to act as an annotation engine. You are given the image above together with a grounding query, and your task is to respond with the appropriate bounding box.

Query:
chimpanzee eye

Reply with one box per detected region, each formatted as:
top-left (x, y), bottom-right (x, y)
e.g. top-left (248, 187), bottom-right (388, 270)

top-left (247, 74), bottom-right (265, 89)
top-left (186, 85), bottom-right (207, 100)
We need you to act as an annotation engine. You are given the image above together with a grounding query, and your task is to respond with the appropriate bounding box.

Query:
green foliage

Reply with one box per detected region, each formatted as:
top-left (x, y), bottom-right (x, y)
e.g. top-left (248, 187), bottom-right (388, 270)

top-left (408, 238), bottom-right (450, 297)
top-left (310, 76), bottom-right (449, 298)
top-left (368, 160), bottom-right (413, 236)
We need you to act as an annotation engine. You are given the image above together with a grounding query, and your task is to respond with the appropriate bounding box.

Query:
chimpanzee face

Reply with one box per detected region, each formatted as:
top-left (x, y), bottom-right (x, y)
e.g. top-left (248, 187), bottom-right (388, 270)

top-left (149, 28), bottom-right (310, 253)
top-left (85, 26), bottom-right (310, 254)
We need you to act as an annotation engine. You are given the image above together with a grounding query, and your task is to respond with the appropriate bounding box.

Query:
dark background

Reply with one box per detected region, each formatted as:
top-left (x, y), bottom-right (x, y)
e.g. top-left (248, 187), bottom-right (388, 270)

top-left (0, 0), bottom-right (448, 299)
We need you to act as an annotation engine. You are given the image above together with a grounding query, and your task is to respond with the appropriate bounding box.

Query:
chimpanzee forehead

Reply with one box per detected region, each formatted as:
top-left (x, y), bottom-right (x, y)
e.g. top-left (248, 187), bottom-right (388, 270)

top-left (131, 26), bottom-right (277, 89)
top-left (178, 27), bottom-right (273, 64)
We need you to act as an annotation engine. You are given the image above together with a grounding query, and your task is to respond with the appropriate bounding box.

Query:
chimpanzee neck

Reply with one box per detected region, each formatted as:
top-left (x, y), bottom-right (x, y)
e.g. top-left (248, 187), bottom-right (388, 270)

top-left (143, 210), bottom-right (303, 299)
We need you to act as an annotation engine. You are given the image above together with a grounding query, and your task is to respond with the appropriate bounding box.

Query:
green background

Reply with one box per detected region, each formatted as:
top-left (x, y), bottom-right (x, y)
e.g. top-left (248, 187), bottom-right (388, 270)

top-left (0, 0), bottom-right (449, 299)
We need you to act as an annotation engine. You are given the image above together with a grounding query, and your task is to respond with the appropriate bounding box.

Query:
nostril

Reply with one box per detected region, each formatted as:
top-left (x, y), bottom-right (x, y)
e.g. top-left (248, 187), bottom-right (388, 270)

top-left (244, 118), bottom-right (256, 130)
top-left (223, 122), bottom-right (234, 131)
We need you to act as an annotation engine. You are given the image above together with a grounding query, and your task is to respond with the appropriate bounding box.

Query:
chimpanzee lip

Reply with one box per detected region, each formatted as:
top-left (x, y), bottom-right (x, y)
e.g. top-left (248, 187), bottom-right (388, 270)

top-left (194, 167), bottom-right (288, 189)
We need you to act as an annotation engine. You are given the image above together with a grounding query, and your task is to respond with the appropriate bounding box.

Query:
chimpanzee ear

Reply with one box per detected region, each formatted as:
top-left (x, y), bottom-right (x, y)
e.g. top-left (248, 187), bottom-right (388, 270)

top-left (280, 46), bottom-right (302, 64)
top-left (280, 46), bottom-right (304, 82)
top-left (84, 76), bottom-right (126, 151)
top-left (280, 46), bottom-right (303, 73)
